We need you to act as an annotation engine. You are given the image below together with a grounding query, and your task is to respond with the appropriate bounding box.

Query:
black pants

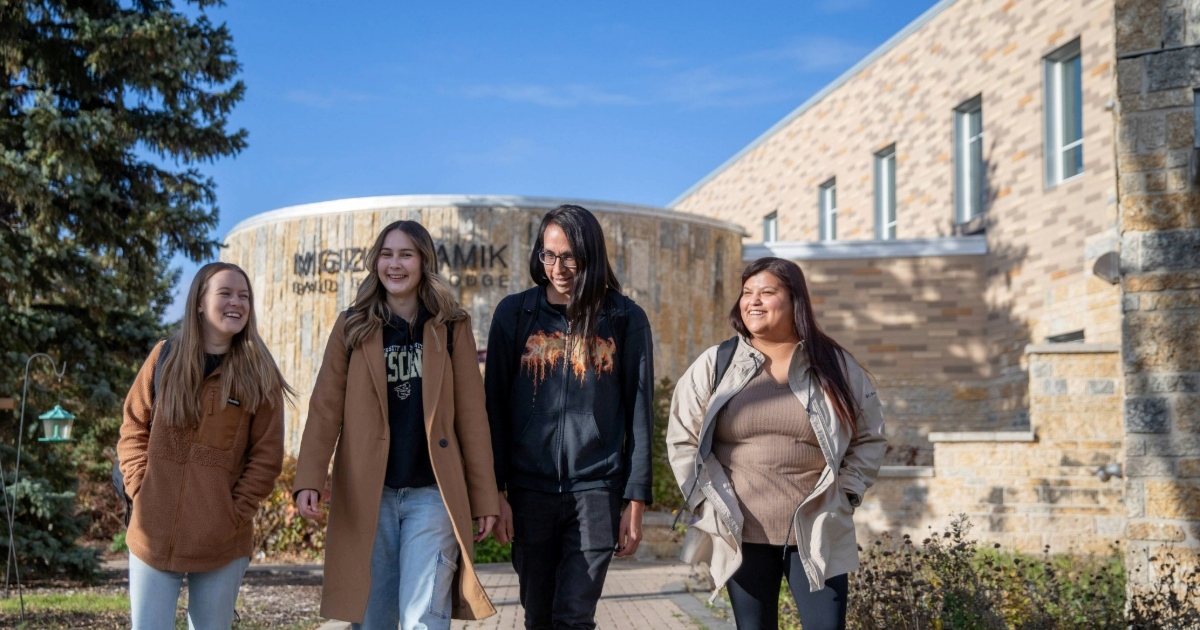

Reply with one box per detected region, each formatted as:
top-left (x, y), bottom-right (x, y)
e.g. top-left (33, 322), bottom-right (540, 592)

top-left (509, 487), bottom-right (621, 630)
top-left (727, 542), bottom-right (849, 630)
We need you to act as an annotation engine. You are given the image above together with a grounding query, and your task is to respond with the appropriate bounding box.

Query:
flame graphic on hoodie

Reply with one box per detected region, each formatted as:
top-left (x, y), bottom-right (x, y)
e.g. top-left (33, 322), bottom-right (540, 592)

top-left (520, 331), bottom-right (616, 390)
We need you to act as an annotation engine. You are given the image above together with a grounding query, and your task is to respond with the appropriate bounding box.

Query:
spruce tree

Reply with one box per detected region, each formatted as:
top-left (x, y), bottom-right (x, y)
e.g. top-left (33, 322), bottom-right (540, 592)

top-left (0, 0), bottom-right (245, 577)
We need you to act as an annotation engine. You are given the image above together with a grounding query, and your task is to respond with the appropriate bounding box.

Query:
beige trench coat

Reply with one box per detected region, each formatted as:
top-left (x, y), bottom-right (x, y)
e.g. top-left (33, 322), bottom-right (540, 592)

top-left (666, 337), bottom-right (886, 598)
top-left (294, 312), bottom-right (500, 623)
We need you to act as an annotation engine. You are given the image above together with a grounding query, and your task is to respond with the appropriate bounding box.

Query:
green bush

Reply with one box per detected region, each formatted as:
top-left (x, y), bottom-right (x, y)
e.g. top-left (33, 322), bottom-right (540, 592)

top-left (473, 534), bottom-right (511, 564)
top-left (651, 378), bottom-right (685, 515)
top-left (252, 457), bottom-right (326, 559)
top-left (0, 440), bottom-right (101, 581)
top-left (803, 514), bottom-right (1200, 630)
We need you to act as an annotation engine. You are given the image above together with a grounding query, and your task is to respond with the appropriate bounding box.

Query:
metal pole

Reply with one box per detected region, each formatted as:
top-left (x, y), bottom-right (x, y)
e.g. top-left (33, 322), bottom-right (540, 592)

top-left (3, 353), bottom-right (65, 623)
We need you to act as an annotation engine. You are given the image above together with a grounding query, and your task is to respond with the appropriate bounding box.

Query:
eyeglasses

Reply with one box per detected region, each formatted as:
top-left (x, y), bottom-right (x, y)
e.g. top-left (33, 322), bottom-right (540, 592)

top-left (538, 250), bottom-right (577, 269)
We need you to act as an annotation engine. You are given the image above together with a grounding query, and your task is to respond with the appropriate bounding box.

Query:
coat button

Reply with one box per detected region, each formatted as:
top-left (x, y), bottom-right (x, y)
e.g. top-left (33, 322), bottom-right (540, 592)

top-left (439, 439), bottom-right (448, 447)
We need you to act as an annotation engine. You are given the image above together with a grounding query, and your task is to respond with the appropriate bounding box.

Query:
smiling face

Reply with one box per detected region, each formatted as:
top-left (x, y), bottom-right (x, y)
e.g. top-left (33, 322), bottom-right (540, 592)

top-left (377, 228), bottom-right (423, 300)
top-left (198, 269), bottom-right (250, 347)
top-left (739, 271), bottom-right (797, 341)
top-left (541, 222), bottom-right (577, 302)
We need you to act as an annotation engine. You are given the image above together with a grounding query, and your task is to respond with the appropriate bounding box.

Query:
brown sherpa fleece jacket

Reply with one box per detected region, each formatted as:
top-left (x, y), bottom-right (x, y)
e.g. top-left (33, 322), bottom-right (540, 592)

top-left (118, 341), bottom-right (284, 573)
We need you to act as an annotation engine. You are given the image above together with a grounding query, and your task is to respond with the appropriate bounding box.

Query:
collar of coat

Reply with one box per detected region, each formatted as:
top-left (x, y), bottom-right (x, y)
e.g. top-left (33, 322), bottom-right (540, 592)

top-left (361, 318), bottom-right (454, 435)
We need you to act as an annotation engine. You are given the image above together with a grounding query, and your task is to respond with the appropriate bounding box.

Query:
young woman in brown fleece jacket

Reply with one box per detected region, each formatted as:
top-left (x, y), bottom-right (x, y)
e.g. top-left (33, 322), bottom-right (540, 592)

top-left (118, 262), bottom-right (292, 630)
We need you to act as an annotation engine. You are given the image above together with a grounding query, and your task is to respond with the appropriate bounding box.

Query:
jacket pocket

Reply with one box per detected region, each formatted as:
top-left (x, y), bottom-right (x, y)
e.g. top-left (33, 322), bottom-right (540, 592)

top-left (563, 411), bottom-right (616, 480)
top-left (176, 472), bottom-right (239, 558)
top-left (195, 391), bottom-right (242, 452)
top-left (681, 500), bottom-right (717, 565)
top-left (512, 411), bottom-right (560, 479)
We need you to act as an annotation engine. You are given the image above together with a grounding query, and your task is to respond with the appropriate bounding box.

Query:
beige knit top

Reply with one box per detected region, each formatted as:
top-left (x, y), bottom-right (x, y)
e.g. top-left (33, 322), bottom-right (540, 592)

top-left (713, 368), bottom-right (826, 545)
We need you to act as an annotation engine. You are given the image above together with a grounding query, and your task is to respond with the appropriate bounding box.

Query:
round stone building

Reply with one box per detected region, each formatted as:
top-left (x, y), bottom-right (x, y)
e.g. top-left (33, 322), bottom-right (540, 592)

top-left (221, 195), bottom-right (745, 453)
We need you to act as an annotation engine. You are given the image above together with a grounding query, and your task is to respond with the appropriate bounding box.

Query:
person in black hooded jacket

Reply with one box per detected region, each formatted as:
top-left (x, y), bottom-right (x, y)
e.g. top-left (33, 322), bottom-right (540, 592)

top-left (485, 204), bottom-right (654, 630)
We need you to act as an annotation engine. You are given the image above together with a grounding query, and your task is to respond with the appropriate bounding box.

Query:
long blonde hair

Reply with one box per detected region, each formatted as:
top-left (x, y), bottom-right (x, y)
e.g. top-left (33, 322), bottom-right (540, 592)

top-left (344, 220), bottom-right (466, 351)
top-left (157, 262), bottom-right (295, 428)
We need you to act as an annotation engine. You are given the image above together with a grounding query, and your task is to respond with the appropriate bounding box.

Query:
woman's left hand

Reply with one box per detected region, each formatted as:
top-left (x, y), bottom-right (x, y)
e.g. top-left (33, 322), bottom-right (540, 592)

top-left (474, 515), bottom-right (497, 542)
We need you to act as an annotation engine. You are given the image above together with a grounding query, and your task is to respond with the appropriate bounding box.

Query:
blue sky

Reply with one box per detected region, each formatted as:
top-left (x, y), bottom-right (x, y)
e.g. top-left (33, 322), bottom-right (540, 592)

top-left (168, 0), bottom-right (939, 319)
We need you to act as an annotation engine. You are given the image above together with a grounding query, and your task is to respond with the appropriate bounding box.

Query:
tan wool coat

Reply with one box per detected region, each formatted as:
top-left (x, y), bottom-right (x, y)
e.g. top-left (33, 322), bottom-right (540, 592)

top-left (294, 312), bottom-right (500, 623)
top-left (119, 341), bottom-right (285, 573)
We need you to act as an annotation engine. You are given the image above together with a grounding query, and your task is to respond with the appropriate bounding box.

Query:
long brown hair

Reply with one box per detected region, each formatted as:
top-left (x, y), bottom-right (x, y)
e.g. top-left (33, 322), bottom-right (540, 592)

top-left (730, 257), bottom-right (865, 433)
top-left (157, 262), bottom-right (295, 428)
top-left (527, 205), bottom-right (621, 362)
top-left (344, 220), bottom-right (466, 351)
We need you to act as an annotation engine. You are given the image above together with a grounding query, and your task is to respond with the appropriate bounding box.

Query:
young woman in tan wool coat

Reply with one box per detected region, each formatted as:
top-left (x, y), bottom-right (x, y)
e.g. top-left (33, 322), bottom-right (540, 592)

top-left (294, 220), bottom-right (500, 629)
top-left (119, 262), bottom-right (292, 630)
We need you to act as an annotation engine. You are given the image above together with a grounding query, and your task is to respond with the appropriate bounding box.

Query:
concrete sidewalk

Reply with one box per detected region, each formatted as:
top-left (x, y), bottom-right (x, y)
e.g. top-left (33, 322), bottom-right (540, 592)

top-left (317, 560), bottom-right (733, 630)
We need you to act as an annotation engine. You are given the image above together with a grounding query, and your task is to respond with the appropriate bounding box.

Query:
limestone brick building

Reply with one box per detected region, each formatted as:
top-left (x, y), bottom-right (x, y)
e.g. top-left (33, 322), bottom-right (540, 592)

top-left (673, 0), bottom-right (1200, 564)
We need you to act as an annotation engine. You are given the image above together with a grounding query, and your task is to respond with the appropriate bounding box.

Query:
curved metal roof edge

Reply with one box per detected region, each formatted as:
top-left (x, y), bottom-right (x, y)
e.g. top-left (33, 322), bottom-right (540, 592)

top-left (224, 194), bottom-right (749, 240)
top-left (667, 0), bottom-right (962, 209)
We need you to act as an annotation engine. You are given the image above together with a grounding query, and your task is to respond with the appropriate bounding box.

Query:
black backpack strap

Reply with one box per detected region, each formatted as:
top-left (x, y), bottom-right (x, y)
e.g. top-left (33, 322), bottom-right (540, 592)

top-left (446, 320), bottom-right (455, 357)
top-left (606, 292), bottom-right (631, 384)
top-left (149, 338), bottom-right (171, 427)
top-left (712, 336), bottom-right (738, 395)
top-left (511, 287), bottom-right (541, 372)
top-left (117, 337), bottom-right (171, 527)
top-left (610, 292), bottom-right (630, 342)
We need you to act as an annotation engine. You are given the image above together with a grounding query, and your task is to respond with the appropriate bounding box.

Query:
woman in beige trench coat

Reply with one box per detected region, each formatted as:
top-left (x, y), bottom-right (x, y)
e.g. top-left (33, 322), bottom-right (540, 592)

top-left (293, 220), bottom-right (499, 628)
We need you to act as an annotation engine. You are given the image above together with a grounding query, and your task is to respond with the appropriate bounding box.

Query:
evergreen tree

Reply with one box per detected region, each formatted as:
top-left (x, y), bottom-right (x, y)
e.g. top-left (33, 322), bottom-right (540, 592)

top-left (0, 0), bottom-right (245, 577)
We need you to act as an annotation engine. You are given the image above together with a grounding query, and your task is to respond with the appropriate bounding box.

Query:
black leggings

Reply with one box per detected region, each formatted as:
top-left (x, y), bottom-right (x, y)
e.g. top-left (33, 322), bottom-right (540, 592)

top-left (727, 542), bottom-right (848, 630)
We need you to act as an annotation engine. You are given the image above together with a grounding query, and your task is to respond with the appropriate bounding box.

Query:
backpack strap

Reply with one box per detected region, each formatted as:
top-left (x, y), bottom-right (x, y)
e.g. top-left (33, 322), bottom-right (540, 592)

top-left (606, 292), bottom-right (631, 383)
top-left (118, 337), bottom-right (171, 527)
top-left (149, 337), bottom-right (173, 430)
top-left (711, 336), bottom-right (738, 395)
top-left (446, 320), bottom-right (455, 357)
top-left (511, 287), bottom-right (541, 372)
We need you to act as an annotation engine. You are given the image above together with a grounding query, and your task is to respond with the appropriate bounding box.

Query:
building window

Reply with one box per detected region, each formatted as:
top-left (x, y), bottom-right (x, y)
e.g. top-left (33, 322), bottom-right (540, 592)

top-left (763, 211), bottom-right (778, 242)
top-left (1047, 330), bottom-right (1084, 343)
top-left (874, 145), bottom-right (897, 240)
top-left (1194, 89), bottom-right (1199, 149)
top-left (1044, 39), bottom-right (1083, 186)
top-left (955, 96), bottom-right (984, 222)
top-left (818, 179), bottom-right (837, 241)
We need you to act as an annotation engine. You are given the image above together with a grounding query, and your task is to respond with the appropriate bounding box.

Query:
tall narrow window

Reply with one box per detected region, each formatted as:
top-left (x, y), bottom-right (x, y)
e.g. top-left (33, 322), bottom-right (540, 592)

top-left (955, 96), bottom-right (984, 222)
top-left (1193, 89), bottom-right (1199, 149)
top-left (763, 211), bottom-right (778, 242)
top-left (819, 179), bottom-right (837, 241)
top-left (875, 145), bottom-right (897, 240)
top-left (1044, 39), bottom-right (1083, 186)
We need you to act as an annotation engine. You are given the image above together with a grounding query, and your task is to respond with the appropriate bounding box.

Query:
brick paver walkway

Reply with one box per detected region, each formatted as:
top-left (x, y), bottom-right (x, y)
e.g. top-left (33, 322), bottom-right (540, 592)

top-left (318, 559), bottom-right (733, 630)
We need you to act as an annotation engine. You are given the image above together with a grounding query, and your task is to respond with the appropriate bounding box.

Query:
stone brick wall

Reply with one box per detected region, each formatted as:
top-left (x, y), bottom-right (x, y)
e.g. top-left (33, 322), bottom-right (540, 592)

top-left (1114, 0), bottom-right (1200, 579)
top-left (220, 196), bottom-right (744, 454)
top-left (675, 0), bottom-right (1124, 444)
top-left (857, 348), bottom-right (1126, 552)
top-left (788, 250), bottom-right (990, 461)
top-left (675, 0), bottom-right (1121, 338)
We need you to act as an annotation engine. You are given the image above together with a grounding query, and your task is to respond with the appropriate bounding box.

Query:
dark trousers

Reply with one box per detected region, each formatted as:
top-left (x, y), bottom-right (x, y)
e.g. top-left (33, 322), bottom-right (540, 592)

top-left (727, 542), bottom-right (849, 630)
top-left (509, 487), bottom-right (621, 630)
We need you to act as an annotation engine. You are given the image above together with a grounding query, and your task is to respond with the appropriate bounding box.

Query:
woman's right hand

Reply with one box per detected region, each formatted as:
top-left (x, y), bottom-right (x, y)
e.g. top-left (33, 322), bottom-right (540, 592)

top-left (296, 489), bottom-right (323, 520)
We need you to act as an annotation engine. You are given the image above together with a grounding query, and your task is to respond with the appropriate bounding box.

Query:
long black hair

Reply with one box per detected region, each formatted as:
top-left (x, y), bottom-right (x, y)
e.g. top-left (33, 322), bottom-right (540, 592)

top-left (730, 257), bottom-right (864, 434)
top-left (528, 204), bottom-right (622, 356)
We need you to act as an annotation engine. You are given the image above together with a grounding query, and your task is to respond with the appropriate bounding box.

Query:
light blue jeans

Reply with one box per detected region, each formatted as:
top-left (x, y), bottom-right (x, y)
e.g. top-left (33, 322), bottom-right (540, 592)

top-left (129, 553), bottom-right (250, 630)
top-left (353, 484), bottom-right (460, 630)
